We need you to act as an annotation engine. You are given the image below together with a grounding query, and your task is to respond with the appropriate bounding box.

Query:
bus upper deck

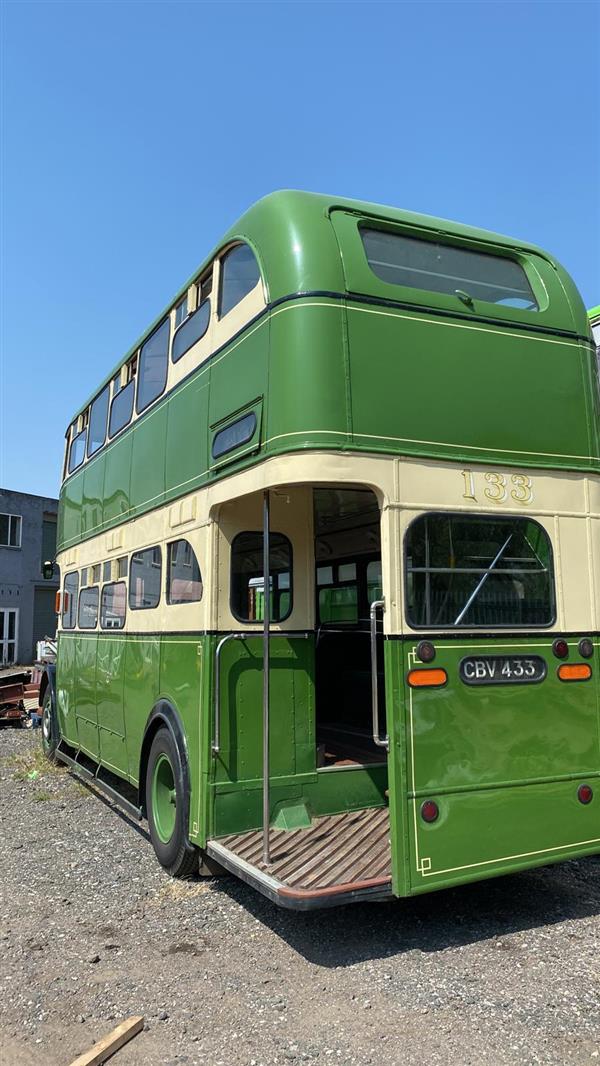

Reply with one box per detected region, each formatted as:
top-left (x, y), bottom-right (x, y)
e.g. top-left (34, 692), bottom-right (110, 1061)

top-left (58, 191), bottom-right (599, 555)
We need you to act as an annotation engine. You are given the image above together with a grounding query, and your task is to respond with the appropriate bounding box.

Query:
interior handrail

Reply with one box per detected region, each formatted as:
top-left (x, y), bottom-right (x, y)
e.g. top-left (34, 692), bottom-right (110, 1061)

top-left (370, 599), bottom-right (389, 751)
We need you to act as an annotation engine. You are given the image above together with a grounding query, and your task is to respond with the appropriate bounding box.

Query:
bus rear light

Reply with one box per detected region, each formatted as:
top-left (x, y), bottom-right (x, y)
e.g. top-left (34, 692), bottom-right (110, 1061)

top-left (578, 638), bottom-right (594, 659)
top-left (552, 639), bottom-right (569, 659)
top-left (578, 784), bottom-right (593, 804)
top-left (557, 663), bottom-right (592, 682)
top-left (408, 668), bottom-right (447, 688)
top-left (416, 640), bottom-right (436, 663)
top-left (421, 800), bottom-right (439, 823)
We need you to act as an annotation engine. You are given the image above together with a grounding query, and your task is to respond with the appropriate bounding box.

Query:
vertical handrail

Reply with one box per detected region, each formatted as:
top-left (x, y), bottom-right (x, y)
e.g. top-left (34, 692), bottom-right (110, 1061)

top-left (262, 490), bottom-right (271, 865)
top-left (212, 632), bottom-right (245, 755)
top-left (370, 598), bottom-right (388, 751)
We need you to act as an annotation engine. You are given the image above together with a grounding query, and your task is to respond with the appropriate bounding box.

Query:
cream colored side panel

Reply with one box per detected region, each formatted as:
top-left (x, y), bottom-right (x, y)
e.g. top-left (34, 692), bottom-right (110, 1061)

top-left (556, 517), bottom-right (594, 632)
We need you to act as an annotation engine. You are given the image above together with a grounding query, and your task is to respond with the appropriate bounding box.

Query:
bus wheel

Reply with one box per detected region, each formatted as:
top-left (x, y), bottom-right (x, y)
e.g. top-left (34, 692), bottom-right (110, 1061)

top-left (41, 689), bottom-right (59, 762)
top-left (146, 728), bottom-right (197, 878)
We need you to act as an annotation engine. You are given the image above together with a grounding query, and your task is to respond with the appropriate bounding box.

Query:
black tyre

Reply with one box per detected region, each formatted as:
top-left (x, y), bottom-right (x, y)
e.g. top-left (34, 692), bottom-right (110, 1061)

top-left (41, 688), bottom-right (59, 762)
top-left (145, 727), bottom-right (197, 878)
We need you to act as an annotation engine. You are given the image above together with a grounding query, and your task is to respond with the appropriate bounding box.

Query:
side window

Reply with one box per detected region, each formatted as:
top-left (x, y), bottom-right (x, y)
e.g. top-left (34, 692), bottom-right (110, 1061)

top-left (68, 428), bottom-right (87, 473)
top-left (231, 531), bottom-right (292, 623)
top-left (136, 318), bottom-right (170, 414)
top-left (172, 299), bottom-right (210, 363)
top-left (78, 586), bottom-right (99, 629)
top-left (218, 244), bottom-right (261, 318)
top-left (101, 582), bottom-right (127, 628)
top-left (129, 547), bottom-right (162, 609)
top-left (109, 379), bottom-right (134, 438)
top-left (87, 385), bottom-right (110, 457)
top-left (167, 539), bottom-right (202, 604)
top-left (62, 571), bottom-right (79, 629)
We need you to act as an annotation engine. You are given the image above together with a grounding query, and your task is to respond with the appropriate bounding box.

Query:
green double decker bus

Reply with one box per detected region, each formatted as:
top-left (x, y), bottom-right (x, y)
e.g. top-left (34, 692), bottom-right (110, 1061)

top-left (41, 192), bottom-right (600, 908)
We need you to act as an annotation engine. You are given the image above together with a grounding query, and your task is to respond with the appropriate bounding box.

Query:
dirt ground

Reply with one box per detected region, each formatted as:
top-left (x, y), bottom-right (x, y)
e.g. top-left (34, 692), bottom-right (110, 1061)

top-left (1, 727), bottom-right (599, 1066)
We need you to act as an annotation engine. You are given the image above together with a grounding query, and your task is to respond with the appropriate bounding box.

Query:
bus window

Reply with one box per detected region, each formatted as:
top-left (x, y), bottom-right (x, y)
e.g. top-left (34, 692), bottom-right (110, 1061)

top-left (101, 581), bottom-right (127, 628)
top-left (68, 428), bottom-right (87, 473)
top-left (62, 571), bottom-right (79, 629)
top-left (361, 228), bottom-right (539, 310)
top-left (108, 380), bottom-right (134, 438)
top-left (231, 531), bottom-right (292, 623)
top-left (136, 318), bottom-right (170, 414)
top-left (218, 244), bottom-right (261, 318)
top-left (167, 539), bottom-right (202, 604)
top-left (405, 514), bottom-right (554, 628)
top-left (129, 547), bottom-right (161, 609)
top-left (78, 586), bottom-right (99, 629)
top-left (87, 385), bottom-right (110, 458)
top-left (172, 299), bottom-right (210, 363)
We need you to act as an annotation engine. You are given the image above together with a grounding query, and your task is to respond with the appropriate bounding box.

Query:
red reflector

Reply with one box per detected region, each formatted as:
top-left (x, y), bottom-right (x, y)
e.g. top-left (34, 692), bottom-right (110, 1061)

top-left (578, 784), bottom-right (593, 805)
top-left (558, 663), bottom-right (592, 682)
top-left (407, 668), bottom-right (447, 688)
top-left (552, 639), bottom-right (569, 660)
top-left (421, 800), bottom-right (439, 823)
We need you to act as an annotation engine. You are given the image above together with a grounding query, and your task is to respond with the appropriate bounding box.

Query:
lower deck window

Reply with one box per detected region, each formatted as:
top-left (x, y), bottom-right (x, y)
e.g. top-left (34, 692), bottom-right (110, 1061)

top-left (101, 582), bottom-right (127, 628)
top-left (231, 531), bottom-right (292, 622)
top-left (78, 586), bottom-right (99, 629)
top-left (405, 514), bottom-right (554, 628)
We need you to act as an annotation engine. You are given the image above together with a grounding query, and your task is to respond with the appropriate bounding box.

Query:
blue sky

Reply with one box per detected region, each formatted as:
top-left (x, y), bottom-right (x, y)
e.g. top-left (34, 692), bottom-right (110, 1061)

top-left (2, 0), bottom-right (599, 499)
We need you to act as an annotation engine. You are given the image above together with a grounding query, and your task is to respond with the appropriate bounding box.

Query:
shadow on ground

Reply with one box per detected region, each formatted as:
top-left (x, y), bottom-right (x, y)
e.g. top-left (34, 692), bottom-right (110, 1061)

top-left (210, 853), bottom-right (600, 967)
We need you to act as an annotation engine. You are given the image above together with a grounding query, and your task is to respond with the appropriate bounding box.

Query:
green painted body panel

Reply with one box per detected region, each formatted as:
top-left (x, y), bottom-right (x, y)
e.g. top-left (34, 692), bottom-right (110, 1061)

top-left (96, 636), bottom-right (128, 775)
top-left (387, 636), bottom-right (600, 895)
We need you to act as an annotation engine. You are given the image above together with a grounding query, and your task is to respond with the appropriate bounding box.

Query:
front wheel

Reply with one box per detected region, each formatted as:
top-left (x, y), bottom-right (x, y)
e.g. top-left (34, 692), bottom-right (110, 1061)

top-left (41, 689), bottom-right (59, 762)
top-left (145, 728), bottom-right (197, 878)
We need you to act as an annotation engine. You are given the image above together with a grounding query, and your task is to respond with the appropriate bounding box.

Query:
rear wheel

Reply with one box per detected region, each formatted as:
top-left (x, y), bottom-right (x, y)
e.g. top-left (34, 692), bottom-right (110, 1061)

top-left (146, 728), bottom-right (197, 878)
top-left (41, 689), bottom-right (58, 762)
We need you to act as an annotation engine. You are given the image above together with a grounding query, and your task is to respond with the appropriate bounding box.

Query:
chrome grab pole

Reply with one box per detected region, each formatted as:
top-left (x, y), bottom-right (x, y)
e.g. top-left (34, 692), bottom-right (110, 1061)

top-left (212, 632), bottom-right (245, 755)
top-left (370, 599), bottom-right (389, 751)
top-left (262, 490), bottom-right (271, 865)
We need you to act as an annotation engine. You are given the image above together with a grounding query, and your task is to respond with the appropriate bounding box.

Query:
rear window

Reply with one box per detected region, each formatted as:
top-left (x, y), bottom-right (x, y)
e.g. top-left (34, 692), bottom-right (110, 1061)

top-left (405, 514), bottom-right (554, 628)
top-left (361, 228), bottom-right (539, 311)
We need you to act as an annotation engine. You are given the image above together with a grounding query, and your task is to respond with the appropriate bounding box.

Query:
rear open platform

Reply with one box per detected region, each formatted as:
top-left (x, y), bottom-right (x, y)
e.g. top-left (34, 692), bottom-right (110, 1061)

top-left (206, 806), bottom-right (392, 909)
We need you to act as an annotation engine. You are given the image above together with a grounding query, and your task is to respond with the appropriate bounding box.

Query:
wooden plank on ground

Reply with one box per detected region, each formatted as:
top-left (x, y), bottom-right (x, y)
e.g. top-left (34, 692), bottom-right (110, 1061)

top-left (68, 1016), bottom-right (144, 1066)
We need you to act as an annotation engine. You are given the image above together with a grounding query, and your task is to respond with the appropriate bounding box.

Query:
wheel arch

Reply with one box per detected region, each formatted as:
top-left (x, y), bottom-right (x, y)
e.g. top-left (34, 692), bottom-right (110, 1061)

top-left (138, 700), bottom-right (191, 824)
top-left (38, 664), bottom-right (56, 709)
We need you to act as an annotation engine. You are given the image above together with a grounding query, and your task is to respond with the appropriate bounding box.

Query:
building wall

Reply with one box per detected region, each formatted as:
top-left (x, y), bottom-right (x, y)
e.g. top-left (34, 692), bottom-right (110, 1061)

top-left (0, 489), bottom-right (60, 664)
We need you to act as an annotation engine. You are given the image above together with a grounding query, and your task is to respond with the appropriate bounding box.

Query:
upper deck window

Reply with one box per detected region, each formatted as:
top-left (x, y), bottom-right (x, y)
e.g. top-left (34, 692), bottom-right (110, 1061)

top-left (109, 379), bottom-right (134, 438)
top-left (361, 228), bottom-right (539, 311)
top-left (405, 514), bottom-right (554, 628)
top-left (136, 318), bottom-right (170, 415)
top-left (68, 428), bottom-right (87, 473)
top-left (174, 296), bottom-right (188, 328)
top-left (87, 385), bottom-right (110, 458)
top-left (218, 244), bottom-right (261, 318)
top-left (172, 299), bottom-right (211, 363)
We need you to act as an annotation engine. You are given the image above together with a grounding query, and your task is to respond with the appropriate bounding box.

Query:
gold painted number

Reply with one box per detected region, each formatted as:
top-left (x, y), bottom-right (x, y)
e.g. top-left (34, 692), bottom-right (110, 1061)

top-left (511, 474), bottom-right (533, 505)
top-left (461, 470), bottom-right (476, 500)
top-left (484, 472), bottom-right (507, 503)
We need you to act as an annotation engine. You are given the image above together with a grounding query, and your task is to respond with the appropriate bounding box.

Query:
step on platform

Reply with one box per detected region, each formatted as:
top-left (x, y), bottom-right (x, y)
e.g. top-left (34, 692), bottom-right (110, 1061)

top-left (207, 806), bottom-right (392, 909)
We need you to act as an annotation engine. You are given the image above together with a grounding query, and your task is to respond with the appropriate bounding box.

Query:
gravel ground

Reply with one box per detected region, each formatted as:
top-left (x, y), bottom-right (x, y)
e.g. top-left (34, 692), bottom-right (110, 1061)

top-left (1, 728), bottom-right (599, 1066)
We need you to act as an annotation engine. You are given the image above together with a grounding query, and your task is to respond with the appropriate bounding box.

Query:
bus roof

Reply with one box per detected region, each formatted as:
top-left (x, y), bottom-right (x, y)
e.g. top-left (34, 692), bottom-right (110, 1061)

top-left (70, 190), bottom-right (585, 423)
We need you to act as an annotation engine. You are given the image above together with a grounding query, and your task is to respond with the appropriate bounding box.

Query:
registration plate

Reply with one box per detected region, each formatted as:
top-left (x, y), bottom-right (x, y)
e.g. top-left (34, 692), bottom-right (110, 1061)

top-left (459, 654), bottom-right (547, 686)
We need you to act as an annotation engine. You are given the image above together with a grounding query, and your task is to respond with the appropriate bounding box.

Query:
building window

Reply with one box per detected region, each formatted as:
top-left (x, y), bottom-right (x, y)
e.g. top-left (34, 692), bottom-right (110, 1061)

top-left (78, 587), bottom-right (99, 629)
top-left (136, 318), bottom-right (170, 415)
top-left (101, 582), bottom-right (127, 628)
top-left (129, 547), bottom-right (161, 609)
top-left (218, 244), bottom-right (261, 318)
top-left (231, 531), bottom-right (292, 623)
top-left (87, 385), bottom-right (110, 458)
top-left (361, 228), bottom-right (539, 311)
top-left (167, 539), bottom-right (202, 604)
top-left (404, 513), bottom-right (555, 628)
top-left (0, 514), bottom-right (22, 548)
top-left (174, 295), bottom-right (188, 328)
top-left (62, 572), bottom-right (79, 629)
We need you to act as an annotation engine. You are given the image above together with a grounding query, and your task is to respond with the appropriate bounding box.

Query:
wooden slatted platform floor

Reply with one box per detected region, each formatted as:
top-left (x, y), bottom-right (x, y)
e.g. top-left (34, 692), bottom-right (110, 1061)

top-left (207, 806), bottom-right (392, 909)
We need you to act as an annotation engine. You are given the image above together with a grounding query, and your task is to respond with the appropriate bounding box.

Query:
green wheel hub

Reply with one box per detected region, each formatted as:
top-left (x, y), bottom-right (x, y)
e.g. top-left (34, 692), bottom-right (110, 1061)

top-left (151, 753), bottom-right (177, 843)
